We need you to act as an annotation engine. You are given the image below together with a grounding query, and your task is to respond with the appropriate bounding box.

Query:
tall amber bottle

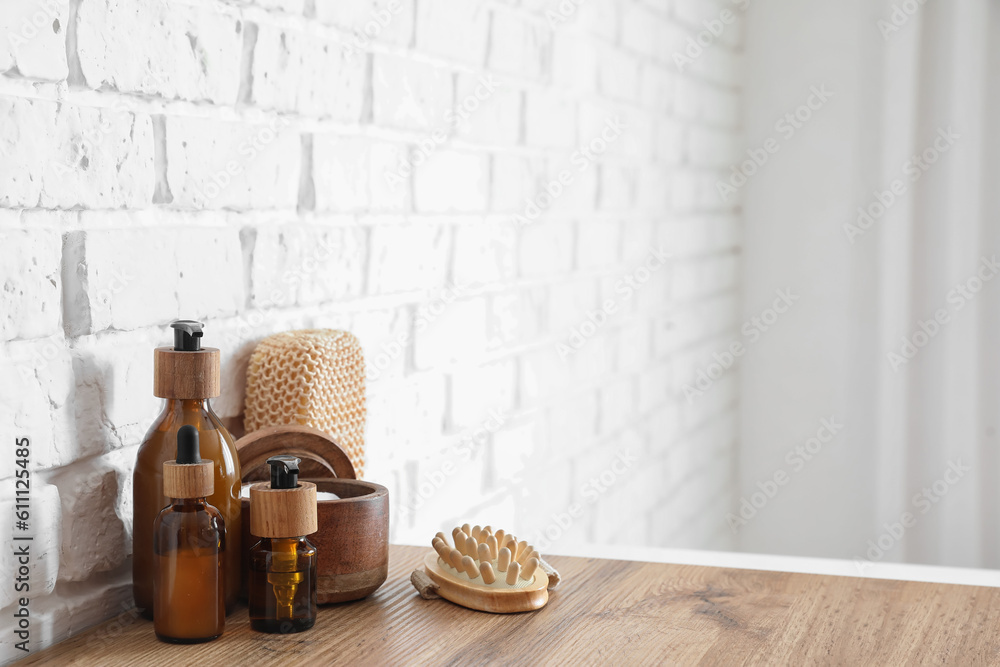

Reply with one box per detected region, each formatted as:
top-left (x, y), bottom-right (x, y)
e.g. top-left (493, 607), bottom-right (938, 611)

top-left (154, 425), bottom-right (225, 643)
top-left (133, 320), bottom-right (241, 615)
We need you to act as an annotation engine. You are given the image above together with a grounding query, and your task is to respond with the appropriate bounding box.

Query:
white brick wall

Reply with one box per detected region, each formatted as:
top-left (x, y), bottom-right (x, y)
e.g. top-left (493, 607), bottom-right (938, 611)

top-left (0, 0), bottom-right (743, 658)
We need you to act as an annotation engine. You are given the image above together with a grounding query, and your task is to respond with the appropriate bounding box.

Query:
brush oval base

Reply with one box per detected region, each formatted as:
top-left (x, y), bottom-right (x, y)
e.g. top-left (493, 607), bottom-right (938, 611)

top-left (423, 551), bottom-right (549, 614)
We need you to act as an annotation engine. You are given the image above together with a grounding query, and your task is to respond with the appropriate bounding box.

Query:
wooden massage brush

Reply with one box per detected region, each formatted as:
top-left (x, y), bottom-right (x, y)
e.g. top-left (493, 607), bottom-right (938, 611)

top-left (412, 524), bottom-right (560, 613)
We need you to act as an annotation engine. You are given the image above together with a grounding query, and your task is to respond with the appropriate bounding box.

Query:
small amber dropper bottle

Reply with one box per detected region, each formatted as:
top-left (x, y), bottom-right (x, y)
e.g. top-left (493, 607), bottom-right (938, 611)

top-left (249, 456), bottom-right (318, 634)
top-left (153, 425), bottom-right (226, 643)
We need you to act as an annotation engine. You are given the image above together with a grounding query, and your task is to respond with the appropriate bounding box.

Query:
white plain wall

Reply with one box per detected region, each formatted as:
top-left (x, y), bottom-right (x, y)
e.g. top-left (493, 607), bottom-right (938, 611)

top-left (738, 0), bottom-right (1000, 569)
top-left (737, 0), bottom-right (885, 558)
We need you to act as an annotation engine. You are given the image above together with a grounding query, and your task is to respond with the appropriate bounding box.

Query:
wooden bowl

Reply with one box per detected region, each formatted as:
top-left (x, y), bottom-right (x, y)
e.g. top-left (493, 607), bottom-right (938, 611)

top-left (236, 425), bottom-right (389, 604)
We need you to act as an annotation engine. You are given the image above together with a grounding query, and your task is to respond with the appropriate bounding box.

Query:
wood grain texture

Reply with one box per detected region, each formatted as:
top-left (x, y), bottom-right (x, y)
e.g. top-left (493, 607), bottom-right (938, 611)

top-left (153, 347), bottom-right (220, 399)
top-left (22, 546), bottom-right (1000, 666)
top-left (307, 479), bottom-right (389, 604)
top-left (162, 461), bottom-right (214, 499)
top-left (248, 481), bottom-right (317, 538)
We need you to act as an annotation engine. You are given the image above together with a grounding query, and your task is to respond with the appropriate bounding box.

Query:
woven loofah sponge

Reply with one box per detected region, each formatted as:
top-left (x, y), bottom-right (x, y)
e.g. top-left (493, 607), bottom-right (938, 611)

top-left (244, 329), bottom-right (367, 477)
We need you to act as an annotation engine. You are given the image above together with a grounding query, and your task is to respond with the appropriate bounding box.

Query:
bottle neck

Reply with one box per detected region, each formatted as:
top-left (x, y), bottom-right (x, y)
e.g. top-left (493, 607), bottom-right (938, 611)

top-left (169, 497), bottom-right (209, 508)
top-left (159, 398), bottom-right (220, 423)
top-left (265, 537), bottom-right (305, 550)
top-left (164, 398), bottom-right (211, 411)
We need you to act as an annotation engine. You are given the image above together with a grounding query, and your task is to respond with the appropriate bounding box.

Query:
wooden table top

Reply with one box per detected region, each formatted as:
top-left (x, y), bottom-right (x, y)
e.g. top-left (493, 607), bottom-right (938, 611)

top-left (23, 544), bottom-right (1000, 665)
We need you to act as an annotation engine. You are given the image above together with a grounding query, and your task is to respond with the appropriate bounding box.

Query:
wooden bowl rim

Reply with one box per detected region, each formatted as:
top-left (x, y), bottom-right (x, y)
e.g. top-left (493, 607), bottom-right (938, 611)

top-left (309, 478), bottom-right (389, 504)
top-left (240, 478), bottom-right (388, 506)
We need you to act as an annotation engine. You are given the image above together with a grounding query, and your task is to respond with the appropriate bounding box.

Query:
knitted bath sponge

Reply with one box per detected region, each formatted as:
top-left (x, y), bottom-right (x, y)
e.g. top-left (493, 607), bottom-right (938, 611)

top-left (244, 329), bottom-right (367, 477)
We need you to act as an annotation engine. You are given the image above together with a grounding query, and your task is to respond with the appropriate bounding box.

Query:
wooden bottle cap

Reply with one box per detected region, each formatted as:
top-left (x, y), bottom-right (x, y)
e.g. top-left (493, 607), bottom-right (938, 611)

top-left (250, 482), bottom-right (318, 538)
top-left (153, 347), bottom-right (221, 399)
top-left (163, 460), bottom-right (214, 498)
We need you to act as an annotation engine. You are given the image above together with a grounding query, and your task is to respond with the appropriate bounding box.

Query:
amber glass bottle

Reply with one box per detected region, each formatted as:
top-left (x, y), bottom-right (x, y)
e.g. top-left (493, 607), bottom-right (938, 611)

top-left (154, 425), bottom-right (225, 643)
top-left (249, 537), bottom-right (318, 633)
top-left (133, 320), bottom-right (241, 615)
top-left (249, 456), bottom-right (318, 634)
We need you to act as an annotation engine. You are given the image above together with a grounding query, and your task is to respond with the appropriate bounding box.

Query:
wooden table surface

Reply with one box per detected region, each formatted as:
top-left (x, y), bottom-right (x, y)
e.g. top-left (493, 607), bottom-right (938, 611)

top-left (23, 545), bottom-right (1000, 665)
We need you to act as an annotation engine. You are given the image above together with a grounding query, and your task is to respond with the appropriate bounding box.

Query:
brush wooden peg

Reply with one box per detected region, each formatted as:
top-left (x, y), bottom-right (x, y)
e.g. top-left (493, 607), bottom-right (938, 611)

top-left (462, 556), bottom-right (480, 579)
top-left (497, 547), bottom-right (511, 573)
top-left (477, 543), bottom-right (492, 564)
top-left (487, 535), bottom-right (498, 560)
top-left (471, 525), bottom-right (482, 541)
top-left (465, 535), bottom-right (479, 559)
top-left (449, 549), bottom-right (463, 570)
top-left (433, 539), bottom-right (451, 564)
top-left (504, 536), bottom-right (517, 558)
top-left (506, 561), bottom-right (520, 586)
top-left (521, 557), bottom-right (540, 582)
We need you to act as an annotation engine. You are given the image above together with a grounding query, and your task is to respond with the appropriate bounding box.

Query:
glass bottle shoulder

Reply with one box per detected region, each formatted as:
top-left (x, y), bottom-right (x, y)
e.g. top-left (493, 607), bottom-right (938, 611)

top-left (154, 500), bottom-right (226, 547)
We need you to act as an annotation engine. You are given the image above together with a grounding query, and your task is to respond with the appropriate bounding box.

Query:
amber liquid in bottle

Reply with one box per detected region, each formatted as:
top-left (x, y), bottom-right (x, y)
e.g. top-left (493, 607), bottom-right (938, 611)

top-left (153, 498), bottom-right (225, 643)
top-left (134, 399), bottom-right (241, 615)
top-left (249, 537), bottom-right (317, 633)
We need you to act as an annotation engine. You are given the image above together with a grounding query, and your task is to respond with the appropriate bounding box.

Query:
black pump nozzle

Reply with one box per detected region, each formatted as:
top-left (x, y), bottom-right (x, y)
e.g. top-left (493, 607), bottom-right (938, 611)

top-left (267, 455), bottom-right (300, 490)
top-left (171, 320), bottom-right (204, 351)
top-left (176, 425), bottom-right (202, 464)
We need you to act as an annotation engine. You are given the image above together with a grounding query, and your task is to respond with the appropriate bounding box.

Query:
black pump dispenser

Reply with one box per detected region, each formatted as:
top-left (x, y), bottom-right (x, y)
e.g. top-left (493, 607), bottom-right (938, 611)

top-left (267, 455), bottom-right (300, 489)
top-left (176, 425), bottom-right (202, 464)
top-left (171, 320), bottom-right (204, 351)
